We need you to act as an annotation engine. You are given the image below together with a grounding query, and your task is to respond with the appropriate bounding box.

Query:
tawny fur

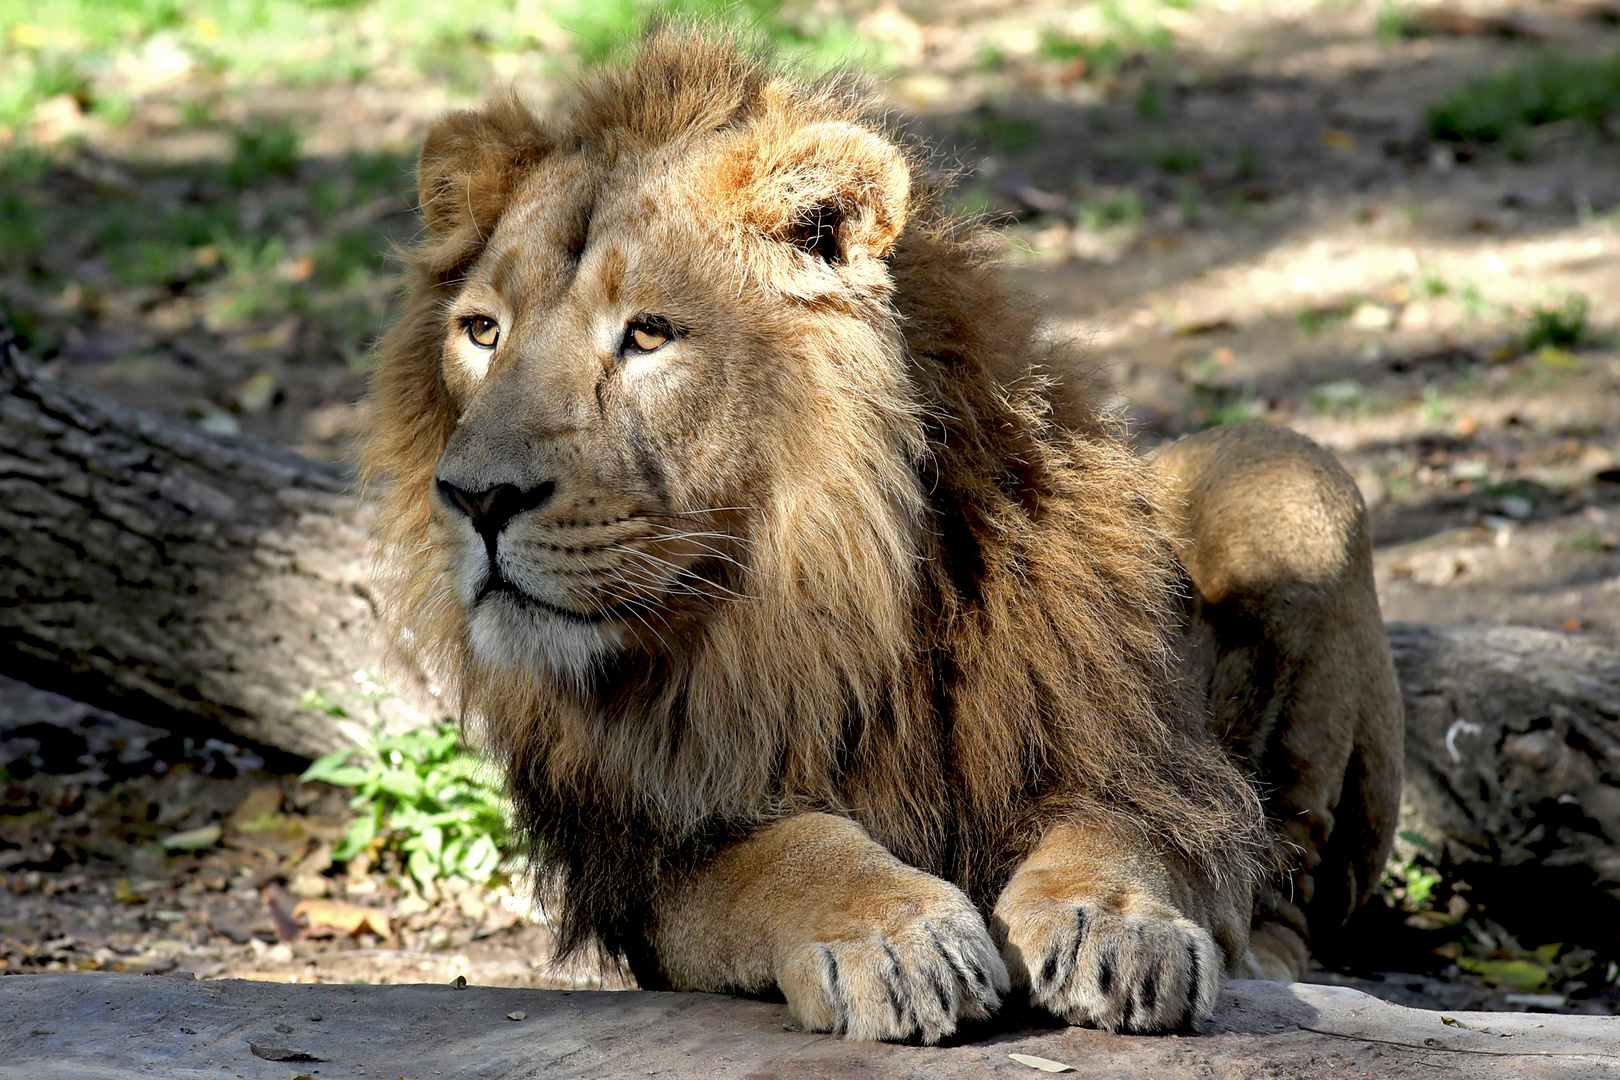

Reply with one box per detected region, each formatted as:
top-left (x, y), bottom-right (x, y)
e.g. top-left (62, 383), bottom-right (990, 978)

top-left (362, 24), bottom-right (1399, 1039)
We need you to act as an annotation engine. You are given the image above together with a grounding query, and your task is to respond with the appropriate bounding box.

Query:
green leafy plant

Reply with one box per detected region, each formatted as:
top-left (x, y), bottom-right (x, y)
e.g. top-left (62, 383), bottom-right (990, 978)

top-left (301, 722), bottom-right (512, 887)
top-left (1381, 829), bottom-right (1444, 913)
top-left (1522, 294), bottom-right (1590, 352)
top-left (1430, 47), bottom-right (1620, 144)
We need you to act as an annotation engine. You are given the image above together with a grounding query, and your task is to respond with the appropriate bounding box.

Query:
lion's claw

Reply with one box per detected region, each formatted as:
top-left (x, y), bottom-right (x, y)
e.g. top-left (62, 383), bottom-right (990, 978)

top-left (1002, 901), bottom-right (1220, 1034)
top-left (781, 904), bottom-right (1009, 1043)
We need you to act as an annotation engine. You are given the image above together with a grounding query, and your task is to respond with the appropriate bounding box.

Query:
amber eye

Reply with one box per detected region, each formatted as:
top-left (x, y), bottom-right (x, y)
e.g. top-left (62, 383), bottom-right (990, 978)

top-left (624, 318), bottom-right (673, 353)
top-left (462, 315), bottom-right (499, 349)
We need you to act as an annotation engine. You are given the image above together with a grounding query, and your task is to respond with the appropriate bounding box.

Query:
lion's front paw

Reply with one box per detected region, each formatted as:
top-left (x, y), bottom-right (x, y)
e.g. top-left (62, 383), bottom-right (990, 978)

top-left (778, 895), bottom-right (1009, 1044)
top-left (997, 900), bottom-right (1220, 1034)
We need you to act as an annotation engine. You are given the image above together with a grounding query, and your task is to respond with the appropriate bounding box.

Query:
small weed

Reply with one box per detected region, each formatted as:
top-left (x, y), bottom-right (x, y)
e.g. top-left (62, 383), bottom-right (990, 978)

top-left (1134, 80), bottom-right (1168, 122)
top-left (1155, 143), bottom-right (1204, 173)
top-left (1175, 178), bottom-right (1201, 225)
top-left (1203, 389), bottom-right (1264, 426)
top-left (1309, 379), bottom-right (1366, 415)
top-left (1522, 294), bottom-right (1590, 351)
top-left (1430, 47), bottom-right (1620, 144)
top-left (1099, 0), bottom-right (1174, 54)
top-left (1420, 385), bottom-right (1454, 425)
top-left (1076, 189), bottom-right (1144, 231)
top-left (302, 721), bottom-right (511, 887)
top-left (1375, 3), bottom-right (1424, 42)
top-left (1038, 29), bottom-right (1126, 81)
top-left (1380, 829), bottom-right (1445, 914)
top-left (1233, 144), bottom-right (1259, 180)
top-left (1417, 270), bottom-right (1449, 298)
top-left (1297, 303), bottom-right (1353, 336)
top-left (227, 121), bottom-right (302, 186)
top-left (1562, 531), bottom-right (1614, 554)
top-left (1459, 281), bottom-right (1497, 320)
top-left (959, 106), bottom-right (1042, 154)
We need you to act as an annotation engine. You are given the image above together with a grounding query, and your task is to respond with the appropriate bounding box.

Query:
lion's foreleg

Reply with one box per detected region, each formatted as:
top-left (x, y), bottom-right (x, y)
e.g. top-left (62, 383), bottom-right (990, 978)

top-left (991, 819), bottom-right (1250, 1034)
top-left (647, 812), bottom-right (1008, 1043)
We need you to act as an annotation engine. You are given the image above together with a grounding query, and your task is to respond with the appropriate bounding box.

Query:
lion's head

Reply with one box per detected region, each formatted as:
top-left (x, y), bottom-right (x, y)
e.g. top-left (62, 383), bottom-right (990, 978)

top-left (370, 30), bottom-right (934, 683)
top-left (366, 26), bottom-right (1265, 960)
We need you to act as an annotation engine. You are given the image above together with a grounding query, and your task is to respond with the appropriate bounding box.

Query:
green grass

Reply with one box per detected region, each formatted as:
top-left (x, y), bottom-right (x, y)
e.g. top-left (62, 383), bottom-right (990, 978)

top-left (1076, 189), bottom-right (1144, 230)
top-left (0, 1), bottom-right (880, 138)
top-left (957, 105), bottom-right (1042, 154)
top-left (1296, 302), bottom-right (1353, 336)
top-left (1375, 2), bottom-right (1424, 42)
top-left (1430, 47), bottom-right (1620, 144)
top-left (1522, 294), bottom-right (1591, 351)
top-left (1154, 142), bottom-right (1203, 173)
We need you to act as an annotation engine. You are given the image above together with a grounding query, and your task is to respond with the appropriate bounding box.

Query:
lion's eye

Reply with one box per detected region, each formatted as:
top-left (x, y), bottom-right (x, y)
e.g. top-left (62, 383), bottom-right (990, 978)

top-left (625, 318), bottom-right (673, 353)
top-left (463, 315), bottom-right (500, 349)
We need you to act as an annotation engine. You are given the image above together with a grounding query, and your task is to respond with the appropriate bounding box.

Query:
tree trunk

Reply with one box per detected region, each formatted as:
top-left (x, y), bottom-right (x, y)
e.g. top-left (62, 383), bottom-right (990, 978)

top-left (0, 322), bottom-right (435, 761)
top-left (1388, 621), bottom-right (1620, 920)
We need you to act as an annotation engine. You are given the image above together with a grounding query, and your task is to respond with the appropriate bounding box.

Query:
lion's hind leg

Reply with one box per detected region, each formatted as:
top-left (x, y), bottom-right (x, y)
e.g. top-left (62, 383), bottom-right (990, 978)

top-left (1153, 421), bottom-right (1404, 981)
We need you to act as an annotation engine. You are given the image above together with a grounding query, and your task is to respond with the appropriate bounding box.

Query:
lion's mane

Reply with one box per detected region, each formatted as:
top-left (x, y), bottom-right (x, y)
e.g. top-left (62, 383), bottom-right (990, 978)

top-left (364, 26), bottom-right (1268, 972)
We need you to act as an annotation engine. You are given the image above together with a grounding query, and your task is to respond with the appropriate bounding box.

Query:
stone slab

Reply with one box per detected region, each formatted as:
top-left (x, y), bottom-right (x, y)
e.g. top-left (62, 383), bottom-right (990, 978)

top-left (0, 974), bottom-right (1615, 1080)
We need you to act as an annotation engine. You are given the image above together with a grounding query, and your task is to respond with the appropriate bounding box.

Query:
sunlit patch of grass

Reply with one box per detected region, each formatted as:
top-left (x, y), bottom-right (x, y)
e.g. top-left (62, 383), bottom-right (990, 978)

top-left (1430, 47), bottom-right (1620, 144)
top-left (556, 0), bottom-right (880, 72)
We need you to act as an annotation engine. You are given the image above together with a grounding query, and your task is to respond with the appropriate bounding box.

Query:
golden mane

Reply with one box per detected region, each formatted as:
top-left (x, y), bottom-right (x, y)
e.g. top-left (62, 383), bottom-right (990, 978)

top-left (363, 25), bottom-right (1269, 967)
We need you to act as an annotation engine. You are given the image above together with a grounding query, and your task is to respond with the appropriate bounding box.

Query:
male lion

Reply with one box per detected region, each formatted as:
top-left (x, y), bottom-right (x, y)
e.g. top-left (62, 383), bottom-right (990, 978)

top-left (364, 26), bottom-right (1402, 1043)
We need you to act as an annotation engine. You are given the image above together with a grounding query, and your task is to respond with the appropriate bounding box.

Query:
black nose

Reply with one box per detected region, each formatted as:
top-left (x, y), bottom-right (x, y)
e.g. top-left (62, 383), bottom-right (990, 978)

top-left (437, 479), bottom-right (556, 539)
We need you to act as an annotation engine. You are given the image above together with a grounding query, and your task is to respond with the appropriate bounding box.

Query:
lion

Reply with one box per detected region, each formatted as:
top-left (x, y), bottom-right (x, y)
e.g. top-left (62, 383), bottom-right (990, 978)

top-left (362, 25), bottom-right (1403, 1043)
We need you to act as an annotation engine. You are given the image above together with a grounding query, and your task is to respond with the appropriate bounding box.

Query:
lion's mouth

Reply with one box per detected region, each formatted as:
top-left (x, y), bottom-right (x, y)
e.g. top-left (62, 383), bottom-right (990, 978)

top-left (474, 571), bottom-right (631, 625)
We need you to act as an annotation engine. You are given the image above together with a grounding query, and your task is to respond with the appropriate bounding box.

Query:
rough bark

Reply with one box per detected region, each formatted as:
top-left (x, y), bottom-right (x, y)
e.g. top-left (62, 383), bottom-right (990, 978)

top-left (0, 323), bottom-right (435, 761)
top-left (1388, 621), bottom-right (1620, 915)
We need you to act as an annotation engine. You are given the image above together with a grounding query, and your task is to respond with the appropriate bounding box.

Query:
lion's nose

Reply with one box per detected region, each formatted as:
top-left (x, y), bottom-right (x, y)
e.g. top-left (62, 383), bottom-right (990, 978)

top-left (437, 479), bottom-right (556, 539)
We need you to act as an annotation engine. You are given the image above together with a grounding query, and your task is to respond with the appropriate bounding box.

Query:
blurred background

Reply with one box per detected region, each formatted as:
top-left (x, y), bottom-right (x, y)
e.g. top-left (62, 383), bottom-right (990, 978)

top-left (0, 0), bottom-right (1617, 1008)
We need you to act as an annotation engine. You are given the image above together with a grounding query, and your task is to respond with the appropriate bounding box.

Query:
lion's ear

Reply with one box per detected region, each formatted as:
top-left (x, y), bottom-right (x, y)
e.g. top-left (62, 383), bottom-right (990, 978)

top-left (416, 95), bottom-right (550, 240)
top-left (735, 121), bottom-right (910, 264)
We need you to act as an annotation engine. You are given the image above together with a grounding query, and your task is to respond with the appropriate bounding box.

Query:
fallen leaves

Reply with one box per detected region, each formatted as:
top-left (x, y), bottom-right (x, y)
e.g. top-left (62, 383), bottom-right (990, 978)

top-left (1009, 1052), bottom-right (1075, 1072)
top-left (293, 898), bottom-right (390, 939)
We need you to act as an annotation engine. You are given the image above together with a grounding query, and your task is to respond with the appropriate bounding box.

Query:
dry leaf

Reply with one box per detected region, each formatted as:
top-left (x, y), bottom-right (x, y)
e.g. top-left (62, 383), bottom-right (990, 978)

top-left (161, 824), bottom-right (222, 851)
top-left (228, 786), bottom-right (283, 829)
top-left (114, 878), bottom-right (147, 905)
top-left (506, 1010), bottom-right (526, 1021)
top-left (292, 898), bottom-right (390, 939)
top-left (1009, 1053), bottom-right (1075, 1073)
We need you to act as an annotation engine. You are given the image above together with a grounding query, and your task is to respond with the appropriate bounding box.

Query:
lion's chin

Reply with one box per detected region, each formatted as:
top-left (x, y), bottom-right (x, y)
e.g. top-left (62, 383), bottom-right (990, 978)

top-left (466, 591), bottom-right (619, 682)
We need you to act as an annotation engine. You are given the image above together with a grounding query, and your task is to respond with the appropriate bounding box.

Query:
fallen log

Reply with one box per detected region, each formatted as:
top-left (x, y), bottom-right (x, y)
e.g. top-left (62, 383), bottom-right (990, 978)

top-left (0, 322), bottom-right (435, 761)
top-left (1388, 622), bottom-right (1620, 922)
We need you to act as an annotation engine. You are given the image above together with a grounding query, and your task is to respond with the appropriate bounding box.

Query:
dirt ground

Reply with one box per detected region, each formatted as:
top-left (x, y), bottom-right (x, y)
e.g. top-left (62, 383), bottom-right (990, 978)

top-left (2, 0), bottom-right (1618, 1018)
